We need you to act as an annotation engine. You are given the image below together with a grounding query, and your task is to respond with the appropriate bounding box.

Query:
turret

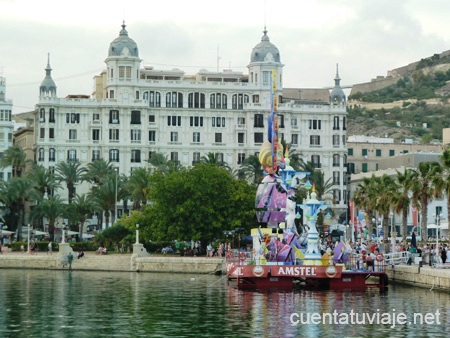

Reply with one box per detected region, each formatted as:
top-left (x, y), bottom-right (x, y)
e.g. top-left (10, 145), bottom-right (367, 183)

top-left (39, 53), bottom-right (57, 98)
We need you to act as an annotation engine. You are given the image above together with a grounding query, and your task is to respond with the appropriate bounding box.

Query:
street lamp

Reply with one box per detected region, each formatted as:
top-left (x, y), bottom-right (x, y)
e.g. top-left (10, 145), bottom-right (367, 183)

top-left (115, 167), bottom-right (118, 224)
top-left (435, 213), bottom-right (442, 257)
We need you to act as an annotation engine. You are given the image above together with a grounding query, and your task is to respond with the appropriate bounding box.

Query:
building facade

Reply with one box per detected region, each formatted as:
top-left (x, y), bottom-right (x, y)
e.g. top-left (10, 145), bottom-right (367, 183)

top-left (34, 23), bottom-right (348, 220)
top-left (0, 76), bottom-right (14, 181)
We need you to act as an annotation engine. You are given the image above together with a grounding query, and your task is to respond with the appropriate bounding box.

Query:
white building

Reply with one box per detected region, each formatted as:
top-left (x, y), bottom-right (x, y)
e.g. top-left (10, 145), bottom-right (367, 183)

top-left (0, 76), bottom-right (14, 181)
top-left (34, 23), bottom-right (348, 220)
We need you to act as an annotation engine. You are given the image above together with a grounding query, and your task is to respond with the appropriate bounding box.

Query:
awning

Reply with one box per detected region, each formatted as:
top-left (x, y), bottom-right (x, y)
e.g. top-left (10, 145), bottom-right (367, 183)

top-left (0, 230), bottom-right (14, 236)
top-left (67, 230), bottom-right (79, 236)
top-left (82, 234), bottom-right (95, 239)
top-left (427, 222), bottom-right (449, 230)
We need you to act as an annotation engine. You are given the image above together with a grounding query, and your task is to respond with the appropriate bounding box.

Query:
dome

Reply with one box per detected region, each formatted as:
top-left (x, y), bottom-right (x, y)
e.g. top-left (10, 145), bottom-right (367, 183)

top-left (40, 54), bottom-right (57, 96)
top-left (108, 22), bottom-right (139, 57)
top-left (250, 28), bottom-right (280, 63)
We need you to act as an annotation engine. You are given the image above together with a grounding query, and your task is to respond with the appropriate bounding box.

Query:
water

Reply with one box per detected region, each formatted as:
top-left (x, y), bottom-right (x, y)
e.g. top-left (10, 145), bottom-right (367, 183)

top-left (0, 269), bottom-right (449, 338)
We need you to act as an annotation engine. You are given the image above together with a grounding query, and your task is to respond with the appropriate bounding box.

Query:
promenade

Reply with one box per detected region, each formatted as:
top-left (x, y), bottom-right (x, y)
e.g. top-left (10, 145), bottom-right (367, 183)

top-left (0, 251), bottom-right (226, 275)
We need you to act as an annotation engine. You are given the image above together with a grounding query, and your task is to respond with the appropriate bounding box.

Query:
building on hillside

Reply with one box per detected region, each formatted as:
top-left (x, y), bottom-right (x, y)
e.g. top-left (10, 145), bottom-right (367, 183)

top-left (33, 23), bottom-right (348, 227)
top-left (0, 76), bottom-right (14, 181)
top-left (347, 135), bottom-right (442, 174)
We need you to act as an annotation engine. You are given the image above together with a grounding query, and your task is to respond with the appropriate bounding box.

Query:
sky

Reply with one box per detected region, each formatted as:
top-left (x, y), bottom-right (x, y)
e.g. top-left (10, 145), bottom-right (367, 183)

top-left (2, 0), bottom-right (450, 114)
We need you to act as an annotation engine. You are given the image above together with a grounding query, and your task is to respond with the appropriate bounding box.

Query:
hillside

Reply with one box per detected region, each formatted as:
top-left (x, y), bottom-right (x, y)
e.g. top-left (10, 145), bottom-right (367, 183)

top-left (347, 51), bottom-right (450, 142)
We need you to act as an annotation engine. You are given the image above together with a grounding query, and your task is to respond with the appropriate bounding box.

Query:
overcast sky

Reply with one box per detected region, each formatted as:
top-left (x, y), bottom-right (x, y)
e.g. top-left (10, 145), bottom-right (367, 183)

top-left (2, 0), bottom-right (450, 114)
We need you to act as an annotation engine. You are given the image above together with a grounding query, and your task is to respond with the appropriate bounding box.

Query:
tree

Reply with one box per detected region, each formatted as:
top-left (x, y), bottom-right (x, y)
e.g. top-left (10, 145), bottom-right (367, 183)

top-left (84, 159), bottom-right (115, 186)
top-left (239, 155), bottom-right (263, 186)
top-left (89, 174), bottom-right (117, 228)
top-left (0, 177), bottom-right (38, 241)
top-left (439, 149), bottom-right (450, 230)
top-left (30, 195), bottom-right (66, 242)
top-left (200, 152), bottom-right (230, 170)
top-left (410, 161), bottom-right (443, 243)
top-left (393, 168), bottom-right (415, 246)
top-left (26, 164), bottom-right (58, 198)
top-left (55, 161), bottom-right (87, 204)
top-left (126, 167), bottom-right (151, 210)
top-left (67, 194), bottom-right (101, 238)
top-left (147, 152), bottom-right (169, 173)
top-left (139, 164), bottom-right (257, 242)
top-left (0, 145), bottom-right (31, 177)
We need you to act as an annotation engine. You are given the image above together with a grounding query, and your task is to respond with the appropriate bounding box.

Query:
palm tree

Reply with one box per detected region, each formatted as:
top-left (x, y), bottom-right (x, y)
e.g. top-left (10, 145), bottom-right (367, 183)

top-left (68, 194), bottom-right (101, 238)
top-left (374, 174), bottom-right (397, 249)
top-left (147, 152), bottom-right (169, 172)
top-left (89, 177), bottom-right (116, 228)
top-left (127, 167), bottom-right (151, 210)
top-left (0, 177), bottom-right (38, 241)
top-left (439, 149), bottom-right (450, 229)
top-left (55, 161), bottom-right (87, 204)
top-left (30, 195), bottom-right (66, 242)
top-left (26, 164), bottom-right (58, 198)
top-left (410, 161), bottom-right (443, 244)
top-left (0, 145), bottom-right (30, 177)
top-left (239, 155), bottom-right (263, 186)
top-left (393, 167), bottom-right (415, 246)
top-left (84, 159), bottom-right (115, 186)
top-left (353, 175), bottom-right (378, 241)
top-left (200, 152), bottom-right (230, 169)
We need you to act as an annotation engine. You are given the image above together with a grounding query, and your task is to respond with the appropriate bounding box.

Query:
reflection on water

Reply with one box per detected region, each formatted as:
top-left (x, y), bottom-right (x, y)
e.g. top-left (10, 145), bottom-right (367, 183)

top-left (0, 270), bottom-right (449, 337)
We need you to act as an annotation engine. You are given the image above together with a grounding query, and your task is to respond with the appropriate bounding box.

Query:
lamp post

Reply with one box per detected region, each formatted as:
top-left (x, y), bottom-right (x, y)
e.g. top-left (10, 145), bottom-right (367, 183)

top-left (27, 224), bottom-right (32, 254)
top-left (135, 223), bottom-right (140, 244)
top-left (435, 213), bottom-right (441, 256)
top-left (115, 167), bottom-right (118, 224)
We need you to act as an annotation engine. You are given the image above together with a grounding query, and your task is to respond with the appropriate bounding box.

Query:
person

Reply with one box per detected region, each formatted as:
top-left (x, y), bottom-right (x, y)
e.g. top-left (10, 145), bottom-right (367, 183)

top-left (441, 246), bottom-right (447, 264)
top-left (20, 244), bottom-right (24, 253)
top-left (206, 243), bottom-right (213, 257)
top-left (0, 241), bottom-right (2, 254)
top-left (77, 250), bottom-right (84, 259)
top-left (48, 242), bottom-right (53, 255)
top-left (67, 252), bottom-right (74, 271)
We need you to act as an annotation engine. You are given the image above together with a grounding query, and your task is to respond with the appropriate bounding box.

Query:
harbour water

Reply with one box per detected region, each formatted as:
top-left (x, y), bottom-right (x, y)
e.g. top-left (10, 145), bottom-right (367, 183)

top-left (0, 269), bottom-right (449, 337)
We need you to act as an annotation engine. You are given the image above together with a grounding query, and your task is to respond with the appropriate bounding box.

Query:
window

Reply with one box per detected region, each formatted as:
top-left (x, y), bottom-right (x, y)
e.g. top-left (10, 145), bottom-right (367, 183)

top-left (188, 92), bottom-right (205, 108)
top-left (212, 117), bottom-right (226, 128)
top-left (238, 153), bottom-right (245, 164)
top-left (149, 115), bottom-right (155, 123)
top-left (170, 152), bottom-right (179, 162)
top-left (254, 114), bottom-right (264, 128)
top-left (332, 135), bottom-right (340, 146)
top-left (38, 148), bottom-right (44, 161)
top-left (109, 90), bottom-right (114, 98)
top-left (232, 94), bottom-right (248, 109)
top-left (92, 129), bottom-right (100, 141)
top-left (131, 149), bottom-right (141, 163)
top-left (40, 128), bottom-right (45, 139)
top-left (69, 129), bottom-right (77, 140)
top-left (376, 149), bottom-right (382, 157)
top-left (149, 130), bottom-right (156, 142)
top-left (109, 110), bottom-right (119, 123)
top-left (167, 116), bottom-right (182, 126)
top-left (66, 113), bottom-right (80, 124)
top-left (147, 91), bottom-right (161, 107)
top-left (109, 129), bottom-right (119, 141)
top-left (67, 150), bottom-right (77, 162)
top-left (362, 149), bottom-right (368, 156)
top-left (278, 114), bottom-right (285, 128)
top-left (333, 116), bottom-right (340, 130)
top-left (215, 133), bottom-right (222, 143)
top-left (93, 113), bottom-right (100, 121)
top-left (238, 133), bottom-right (244, 144)
top-left (210, 93), bottom-right (227, 109)
top-left (362, 163), bottom-right (368, 173)
top-left (119, 66), bottom-right (132, 79)
top-left (92, 150), bottom-right (101, 161)
top-left (263, 71), bottom-right (270, 85)
top-left (291, 118), bottom-right (298, 128)
top-left (49, 108), bottom-right (55, 123)
top-left (165, 92), bottom-right (183, 108)
top-left (131, 110), bottom-right (141, 124)
top-left (348, 148), bottom-right (354, 156)
top-left (190, 116), bottom-right (204, 127)
top-left (333, 171), bottom-right (340, 185)
top-left (49, 148), bottom-right (55, 162)
top-left (193, 132), bottom-right (200, 143)
top-left (131, 130), bottom-right (141, 142)
top-left (237, 117), bottom-right (245, 125)
top-left (333, 154), bottom-right (340, 167)
top-left (389, 149), bottom-right (395, 156)
top-left (343, 117), bottom-right (347, 130)
top-left (193, 152), bottom-right (200, 165)
top-left (310, 135), bottom-right (320, 146)
top-left (48, 128), bottom-right (54, 139)
top-left (254, 132), bottom-right (264, 143)
top-left (309, 119), bottom-right (321, 130)
top-left (109, 149), bottom-right (119, 162)
top-left (252, 95), bottom-right (259, 103)
top-left (311, 155), bottom-right (321, 169)
top-left (291, 134), bottom-right (298, 145)
top-left (39, 108), bottom-right (45, 122)
top-left (171, 132), bottom-right (178, 142)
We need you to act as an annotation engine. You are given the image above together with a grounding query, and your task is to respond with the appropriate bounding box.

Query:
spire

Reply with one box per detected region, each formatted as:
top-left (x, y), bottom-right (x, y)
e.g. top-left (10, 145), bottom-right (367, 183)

top-left (45, 53), bottom-right (52, 77)
top-left (262, 26), bottom-right (270, 42)
top-left (120, 20), bottom-right (128, 36)
top-left (334, 63), bottom-right (341, 87)
top-left (40, 53), bottom-right (57, 98)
